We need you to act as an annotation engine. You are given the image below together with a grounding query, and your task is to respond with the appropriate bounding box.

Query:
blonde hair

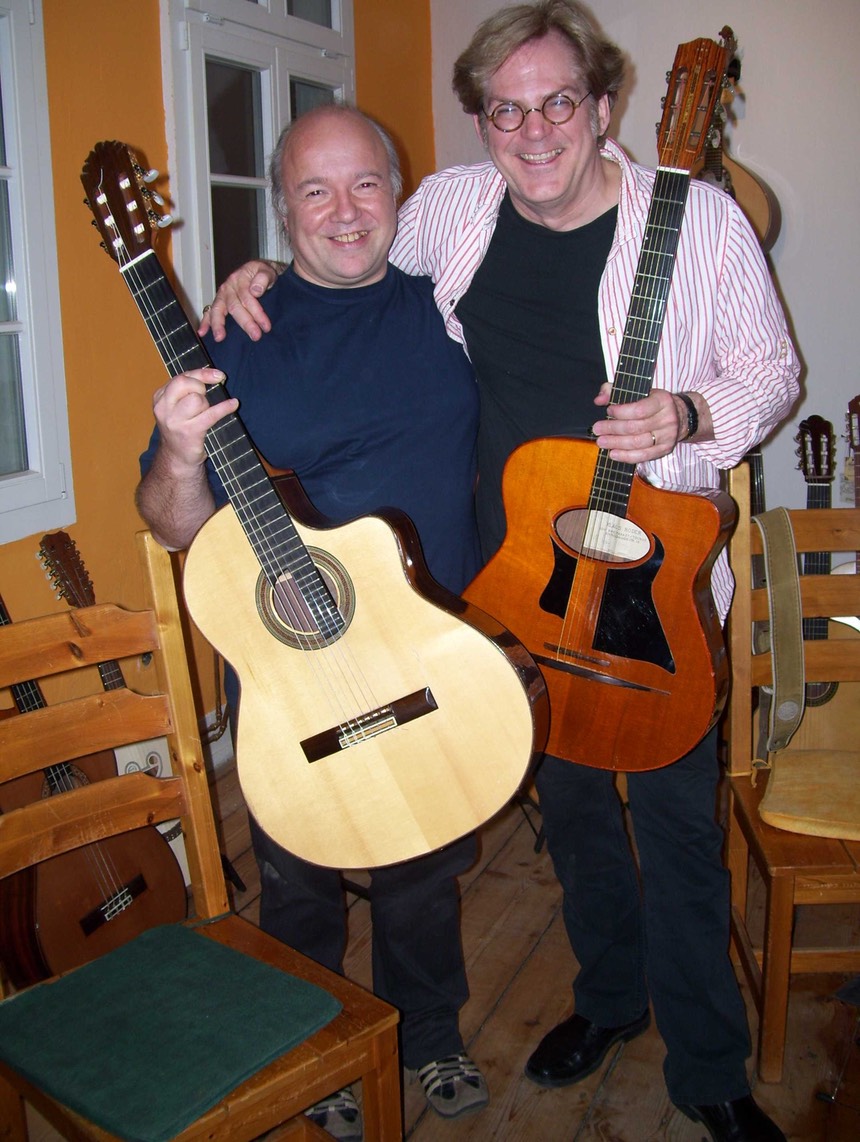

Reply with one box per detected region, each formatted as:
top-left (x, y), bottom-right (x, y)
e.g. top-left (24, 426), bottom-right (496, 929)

top-left (453, 0), bottom-right (624, 125)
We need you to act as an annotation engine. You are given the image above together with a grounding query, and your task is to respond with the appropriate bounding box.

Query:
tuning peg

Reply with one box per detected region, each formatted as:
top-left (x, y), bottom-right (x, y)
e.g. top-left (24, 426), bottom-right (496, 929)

top-left (142, 168), bottom-right (159, 184)
top-left (155, 212), bottom-right (174, 229)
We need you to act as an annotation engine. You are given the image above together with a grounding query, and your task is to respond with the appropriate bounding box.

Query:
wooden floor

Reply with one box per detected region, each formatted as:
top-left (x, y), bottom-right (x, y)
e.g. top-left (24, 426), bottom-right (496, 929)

top-left (28, 761), bottom-right (860, 1141)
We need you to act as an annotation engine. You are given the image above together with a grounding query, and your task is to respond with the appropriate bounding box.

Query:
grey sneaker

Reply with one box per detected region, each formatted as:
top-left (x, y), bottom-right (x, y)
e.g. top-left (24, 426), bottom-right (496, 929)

top-left (304, 1087), bottom-right (362, 1141)
top-left (416, 1053), bottom-right (489, 1119)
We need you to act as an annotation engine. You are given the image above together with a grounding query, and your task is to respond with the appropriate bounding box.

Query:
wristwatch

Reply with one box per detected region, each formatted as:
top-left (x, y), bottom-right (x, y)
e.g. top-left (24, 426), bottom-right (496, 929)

top-left (677, 392), bottom-right (699, 441)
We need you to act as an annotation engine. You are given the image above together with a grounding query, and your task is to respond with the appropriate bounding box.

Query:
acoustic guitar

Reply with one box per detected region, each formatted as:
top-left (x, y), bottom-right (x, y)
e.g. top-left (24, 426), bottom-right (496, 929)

top-left (795, 415), bottom-right (839, 705)
top-left (81, 140), bottom-right (548, 869)
top-left (691, 27), bottom-right (782, 252)
top-left (464, 33), bottom-right (737, 773)
top-left (0, 586), bottom-right (186, 989)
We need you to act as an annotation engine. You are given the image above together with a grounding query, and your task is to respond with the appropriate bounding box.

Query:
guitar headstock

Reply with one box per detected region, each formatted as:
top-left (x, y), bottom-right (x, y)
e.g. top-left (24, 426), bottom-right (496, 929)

top-left (796, 415), bottom-right (835, 483)
top-left (848, 395), bottom-right (860, 460)
top-left (39, 531), bottom-right (97, 609)
top-left (81, 140), bottom-right (172, 265)
top-left (657, 29), bottom-right (733, 171)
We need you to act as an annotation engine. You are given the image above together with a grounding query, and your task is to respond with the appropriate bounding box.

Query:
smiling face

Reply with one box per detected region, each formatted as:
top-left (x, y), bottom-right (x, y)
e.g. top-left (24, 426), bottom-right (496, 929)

top-left (476, 30), bottom-right (617, 231)
top-left (280, 109), bottom-right (398, 289)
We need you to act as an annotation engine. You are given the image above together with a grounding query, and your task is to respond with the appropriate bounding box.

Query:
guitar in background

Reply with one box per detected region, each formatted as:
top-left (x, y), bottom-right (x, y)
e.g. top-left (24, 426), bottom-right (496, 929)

top-left (465, 33), bottom-right (736, 772)
top-left (0, 582), bottom-right (186, 989)
top-left (795, 416), bottom-right (839, 705)
top-left (38, 530), bottom-right (191, 881)
top-left (692, 28), bottom-right (782, 252)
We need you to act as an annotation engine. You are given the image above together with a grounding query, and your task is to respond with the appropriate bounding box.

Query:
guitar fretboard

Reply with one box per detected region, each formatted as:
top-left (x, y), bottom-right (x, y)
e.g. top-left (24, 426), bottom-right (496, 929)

top-left (589, 168), bottom-right (690, 519)
top-left (121, 249), bottom-right (343, 639)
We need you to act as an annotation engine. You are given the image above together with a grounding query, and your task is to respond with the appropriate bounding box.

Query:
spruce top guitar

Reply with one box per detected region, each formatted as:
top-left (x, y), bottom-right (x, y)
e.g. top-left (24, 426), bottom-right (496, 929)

top-left (465, 32), bottom-right (737, 772)
top-left (0, 577), bottom-right (186, 989)
top-left (795, 416), bottom-right (839, 705)
top-left (81, 140), bottom-right (547, 869)
top-left (691, 28), bottom-right (782, 251)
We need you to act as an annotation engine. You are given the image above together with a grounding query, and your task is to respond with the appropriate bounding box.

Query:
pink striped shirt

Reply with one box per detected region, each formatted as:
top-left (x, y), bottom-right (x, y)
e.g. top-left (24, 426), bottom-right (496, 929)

top-left (390, 139), bottom-right (800, 618)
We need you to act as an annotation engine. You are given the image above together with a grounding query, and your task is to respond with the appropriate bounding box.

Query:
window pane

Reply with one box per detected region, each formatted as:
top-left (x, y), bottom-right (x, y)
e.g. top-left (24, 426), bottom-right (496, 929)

top-left (206, 60), bottom-right (263, 178)
top-left (288, 1), bottom-right (332, 29)
top-left (0, 180), bottom-right (16, 323)
top-left (290, 79), bottom-right (336, 118)
top-left (0, 334), bottom-right (27, 476)
top-left (211, 185), bottom-right (267, 291)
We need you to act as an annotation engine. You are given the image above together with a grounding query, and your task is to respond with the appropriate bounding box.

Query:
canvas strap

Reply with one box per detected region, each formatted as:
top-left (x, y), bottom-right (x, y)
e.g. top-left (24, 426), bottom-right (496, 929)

top-left (752, 507), bottom-right (806, 760)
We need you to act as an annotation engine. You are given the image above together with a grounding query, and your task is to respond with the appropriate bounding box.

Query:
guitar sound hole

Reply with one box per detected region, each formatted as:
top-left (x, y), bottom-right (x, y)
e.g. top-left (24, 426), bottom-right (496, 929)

top-left (255, 547), bottom-right (355, 650)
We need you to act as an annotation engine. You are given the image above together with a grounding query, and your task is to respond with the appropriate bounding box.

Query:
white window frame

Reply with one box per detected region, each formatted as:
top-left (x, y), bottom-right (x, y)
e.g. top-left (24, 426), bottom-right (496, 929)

top-left (161, 0), bottom-right (355, 317)
top-left (0, 0), bottom-right (75, 544)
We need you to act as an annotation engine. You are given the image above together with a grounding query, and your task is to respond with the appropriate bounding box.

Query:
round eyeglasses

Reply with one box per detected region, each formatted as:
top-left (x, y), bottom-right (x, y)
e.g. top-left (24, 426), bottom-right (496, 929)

top-left (484, 91), bottom-right (592, 133)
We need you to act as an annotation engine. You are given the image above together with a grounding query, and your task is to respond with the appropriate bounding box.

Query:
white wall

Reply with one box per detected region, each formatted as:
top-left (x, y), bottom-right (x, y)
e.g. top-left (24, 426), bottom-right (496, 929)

top-left (430, 0), bottom-right (860, 510)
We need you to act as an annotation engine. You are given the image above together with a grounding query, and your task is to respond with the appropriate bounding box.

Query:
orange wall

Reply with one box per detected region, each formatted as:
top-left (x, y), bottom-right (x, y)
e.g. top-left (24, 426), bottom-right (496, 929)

top-left (0, 0), bottom-right (433, 714)
top-left (355, 0), bottom-right (435, 196)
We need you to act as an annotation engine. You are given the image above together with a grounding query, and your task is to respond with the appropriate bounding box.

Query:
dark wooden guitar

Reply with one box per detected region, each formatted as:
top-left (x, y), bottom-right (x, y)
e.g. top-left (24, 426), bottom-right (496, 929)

top-left (691, 28), bottom-right (782, 252)
top-left (0, 579), bottom-right (186, 989)
top-left (465, 33), bottom-right (737, 772)
top-left (81, 140), bottom-right (547, 869)
top-left (796, 416), bottom-right (839, 705)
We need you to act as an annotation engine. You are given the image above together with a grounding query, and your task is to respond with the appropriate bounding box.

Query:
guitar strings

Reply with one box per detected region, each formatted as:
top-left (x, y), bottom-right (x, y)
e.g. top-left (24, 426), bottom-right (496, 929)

top-left (113, 211), bottom-right (393, 752)
top-left (554, 167), bottom-right (687, 667)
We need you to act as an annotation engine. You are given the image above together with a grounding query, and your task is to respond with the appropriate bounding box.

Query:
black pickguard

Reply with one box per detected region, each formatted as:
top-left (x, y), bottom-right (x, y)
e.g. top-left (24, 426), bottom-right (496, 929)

top-left (539, 535), bottom-right (675, 672)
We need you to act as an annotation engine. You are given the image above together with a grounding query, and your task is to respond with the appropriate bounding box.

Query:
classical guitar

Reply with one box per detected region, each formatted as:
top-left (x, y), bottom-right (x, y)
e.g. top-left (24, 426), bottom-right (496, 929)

top-left (0, 587), bottom-right (186, 990)
top-left (465, 33), bottom-right (737, 772)
top-left (81, 140), bottom-right (547, 869)
top-left (795, 415), bottom-right (839, 705)
top-left (691, 28), bottom-right (782, 252)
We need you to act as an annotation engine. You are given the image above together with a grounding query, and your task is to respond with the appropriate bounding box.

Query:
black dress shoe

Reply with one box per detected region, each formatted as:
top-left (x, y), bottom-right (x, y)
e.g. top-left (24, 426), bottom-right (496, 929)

top-left (524, 1009), bottom-right (650, 1088)
top-left (678, 1095), bottom-right (786, 1141)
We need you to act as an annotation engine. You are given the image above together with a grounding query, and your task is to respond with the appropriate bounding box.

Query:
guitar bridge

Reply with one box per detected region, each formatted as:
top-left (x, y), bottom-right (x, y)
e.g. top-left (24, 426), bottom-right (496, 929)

top-left (301, 687), bottom-right (438, 762)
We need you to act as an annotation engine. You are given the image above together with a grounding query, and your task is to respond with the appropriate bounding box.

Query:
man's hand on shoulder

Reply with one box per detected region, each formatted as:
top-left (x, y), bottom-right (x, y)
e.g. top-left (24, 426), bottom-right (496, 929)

top-left (199, 259), bottom-right (284, 342)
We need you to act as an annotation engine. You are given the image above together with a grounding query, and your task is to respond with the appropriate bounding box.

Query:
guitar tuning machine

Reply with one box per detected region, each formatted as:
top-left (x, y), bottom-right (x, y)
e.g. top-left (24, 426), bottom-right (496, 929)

top-left (148, 209), bottom-right (174, 229)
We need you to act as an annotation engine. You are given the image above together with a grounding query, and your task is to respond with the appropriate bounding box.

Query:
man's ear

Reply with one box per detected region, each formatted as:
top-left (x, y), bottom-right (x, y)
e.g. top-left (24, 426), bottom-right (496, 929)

top-left (472, 113), bottom-right (489, 149)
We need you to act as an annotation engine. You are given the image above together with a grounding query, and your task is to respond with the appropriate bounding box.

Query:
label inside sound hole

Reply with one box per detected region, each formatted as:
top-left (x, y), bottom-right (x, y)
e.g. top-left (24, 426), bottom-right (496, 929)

top-left (555, 508), bottom-right (651, 563)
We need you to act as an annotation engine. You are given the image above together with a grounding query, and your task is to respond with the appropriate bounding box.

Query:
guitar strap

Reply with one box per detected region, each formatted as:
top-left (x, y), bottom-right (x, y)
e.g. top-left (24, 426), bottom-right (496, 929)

top-left (752, 508), bottom-right (806, 765)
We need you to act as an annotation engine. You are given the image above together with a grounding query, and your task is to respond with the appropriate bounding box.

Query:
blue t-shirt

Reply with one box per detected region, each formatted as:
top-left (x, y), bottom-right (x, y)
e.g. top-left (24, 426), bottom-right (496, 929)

top-left (141, 264), bottom-right (481, 595)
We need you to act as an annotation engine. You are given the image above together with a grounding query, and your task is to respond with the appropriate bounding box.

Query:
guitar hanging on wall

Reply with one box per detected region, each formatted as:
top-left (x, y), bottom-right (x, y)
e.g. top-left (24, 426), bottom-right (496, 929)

top-left (0, 582), bottom-right (186, 989)
top-left (691, 27), bottom-right (782, 252)
top-left (80, 141), bottom-right (548, 870)
top-left (795, 415), bottom-right (839, 705)
top-left (465, 31), bottom-right (737, 772)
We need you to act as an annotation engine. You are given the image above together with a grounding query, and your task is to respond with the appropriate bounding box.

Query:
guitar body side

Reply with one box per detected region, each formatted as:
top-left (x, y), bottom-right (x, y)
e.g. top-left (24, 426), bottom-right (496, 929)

top-left (464, 437), bottom-right (735, 771)
top-left (183, 504), bottom-right (546, 868)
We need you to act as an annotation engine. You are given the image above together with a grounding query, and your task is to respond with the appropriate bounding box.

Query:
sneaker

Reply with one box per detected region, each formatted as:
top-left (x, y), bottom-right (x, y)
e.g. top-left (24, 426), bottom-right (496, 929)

top-left (415, 1053), bottom-right (489, 1119)
top-left (304, 1087), bottom-right (362, 1141)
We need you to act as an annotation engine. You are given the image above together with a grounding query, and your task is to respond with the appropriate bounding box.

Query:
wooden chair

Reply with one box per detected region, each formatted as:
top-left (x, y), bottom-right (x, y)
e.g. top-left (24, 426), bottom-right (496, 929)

top-left (724, 463), bottom-right (860, 1083)
top-left (0, 530), bottom-right (401, 1141)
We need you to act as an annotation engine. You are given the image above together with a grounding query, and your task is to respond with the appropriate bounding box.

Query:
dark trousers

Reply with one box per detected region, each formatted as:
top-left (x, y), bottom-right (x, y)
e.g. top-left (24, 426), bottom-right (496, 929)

top-left (534, 729), bottom-right (752, 1105)
top-left (249, 815), bottom-right (475, 1070)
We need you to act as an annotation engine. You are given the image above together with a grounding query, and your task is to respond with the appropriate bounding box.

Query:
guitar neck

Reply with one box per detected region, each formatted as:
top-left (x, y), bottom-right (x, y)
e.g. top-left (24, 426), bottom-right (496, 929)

top-left (0, 596), bottom-right (47, 714)
top-left (123, 249), bottom-right (342, 634)
top-left (591, 168), bottom-right (690, 516)
top-left (802, 478), bottom-right (832, 640)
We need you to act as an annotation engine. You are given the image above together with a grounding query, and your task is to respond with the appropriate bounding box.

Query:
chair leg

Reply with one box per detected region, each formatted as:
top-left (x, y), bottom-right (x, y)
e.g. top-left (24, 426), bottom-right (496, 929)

top-left (758, 873), bottom-right (795, 1083)
top-left (0, 1073), bottom-right (27, 1142)
top-left (358, 1025), bottom-right (403, 1140)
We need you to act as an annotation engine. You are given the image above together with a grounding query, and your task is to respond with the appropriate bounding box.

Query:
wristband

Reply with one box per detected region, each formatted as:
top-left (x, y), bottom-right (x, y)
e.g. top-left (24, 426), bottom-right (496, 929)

top-left (677, 392), bottom-right (699, 441)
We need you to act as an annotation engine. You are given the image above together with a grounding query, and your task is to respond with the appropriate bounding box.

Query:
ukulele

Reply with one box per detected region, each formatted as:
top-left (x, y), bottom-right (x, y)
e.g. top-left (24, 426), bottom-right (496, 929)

top-left (0, 584), bottom-right (186, 989)
top-left (691, 28), bottom-right (782, 252)
top-left (81, 140), bottom-right (548, 869)
top-left (795, 416), bottom-right (839, 705)
top-left (465, 32), bottom-right (737, 772)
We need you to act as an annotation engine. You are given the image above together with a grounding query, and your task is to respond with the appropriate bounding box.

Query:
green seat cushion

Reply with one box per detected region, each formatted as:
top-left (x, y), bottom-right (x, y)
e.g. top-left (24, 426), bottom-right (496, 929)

top-left (0, 922), bottom-right (342, 1141)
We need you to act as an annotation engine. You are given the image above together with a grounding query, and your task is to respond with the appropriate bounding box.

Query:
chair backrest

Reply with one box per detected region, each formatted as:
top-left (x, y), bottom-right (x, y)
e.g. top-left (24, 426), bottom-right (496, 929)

top-left (0, 531), bottom-right (229, 997)
top-left (726, 463), bottom-right (860, 775)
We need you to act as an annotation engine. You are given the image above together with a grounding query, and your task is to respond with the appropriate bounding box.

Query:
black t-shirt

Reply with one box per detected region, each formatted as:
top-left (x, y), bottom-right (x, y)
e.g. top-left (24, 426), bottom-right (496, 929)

top-left (455, 192), bottom-right (617, 558)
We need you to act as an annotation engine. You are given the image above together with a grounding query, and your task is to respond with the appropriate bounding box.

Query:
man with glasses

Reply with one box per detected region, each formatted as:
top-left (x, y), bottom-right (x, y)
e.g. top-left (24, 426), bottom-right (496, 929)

top-left (203, 4), bottom-right (798, 1138)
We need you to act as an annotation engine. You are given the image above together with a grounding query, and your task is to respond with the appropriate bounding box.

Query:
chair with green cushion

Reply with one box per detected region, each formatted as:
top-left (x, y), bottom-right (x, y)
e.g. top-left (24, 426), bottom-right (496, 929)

top-left (0, 530), bottom-right (401, 1142)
